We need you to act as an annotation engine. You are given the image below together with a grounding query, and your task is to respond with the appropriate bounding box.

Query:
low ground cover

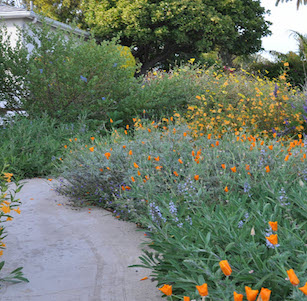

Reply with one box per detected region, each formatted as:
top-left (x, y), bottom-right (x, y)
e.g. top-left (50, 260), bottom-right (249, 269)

top-left (55, 116), bottom-right (307, 300)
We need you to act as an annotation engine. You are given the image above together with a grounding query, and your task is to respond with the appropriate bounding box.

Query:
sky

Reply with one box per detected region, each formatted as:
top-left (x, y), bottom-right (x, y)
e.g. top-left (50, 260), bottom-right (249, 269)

top-left (260, 0), bottom-right (307, 60)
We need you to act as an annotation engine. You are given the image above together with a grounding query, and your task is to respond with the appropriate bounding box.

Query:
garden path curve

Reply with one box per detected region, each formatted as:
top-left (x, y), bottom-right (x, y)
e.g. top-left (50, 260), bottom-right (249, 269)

top-left (1, 178), bottom-right (162, 301)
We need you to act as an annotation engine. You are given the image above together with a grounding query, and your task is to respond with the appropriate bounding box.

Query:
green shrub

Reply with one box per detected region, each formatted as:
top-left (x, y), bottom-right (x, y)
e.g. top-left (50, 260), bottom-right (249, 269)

top-left (0, 116), bottom-right (89, 179)
top-left (248, 51), bottom-right (306, 89)
top-left (1, 20), bottom-right (137, 126)
top-left (0, 24), bottom-right (28, 110)
top-left (119, 64), bottom-right (210, 123)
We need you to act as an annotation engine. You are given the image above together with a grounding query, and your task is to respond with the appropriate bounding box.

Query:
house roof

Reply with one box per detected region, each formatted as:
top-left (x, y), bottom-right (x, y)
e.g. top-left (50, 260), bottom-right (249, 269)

top-left (0, 3), bottom-right (89, 37)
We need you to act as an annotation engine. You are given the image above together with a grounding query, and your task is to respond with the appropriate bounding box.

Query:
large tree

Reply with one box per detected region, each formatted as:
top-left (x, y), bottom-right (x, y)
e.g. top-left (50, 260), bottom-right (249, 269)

top-left (81, 0), bottom-right (271, 73)
top-left (18, 0), bottom-right (271, 74)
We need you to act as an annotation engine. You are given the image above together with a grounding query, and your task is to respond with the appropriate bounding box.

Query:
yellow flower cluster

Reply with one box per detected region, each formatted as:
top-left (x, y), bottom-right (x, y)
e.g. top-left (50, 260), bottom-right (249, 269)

top-left (186, 69), bottom-right (304, 138)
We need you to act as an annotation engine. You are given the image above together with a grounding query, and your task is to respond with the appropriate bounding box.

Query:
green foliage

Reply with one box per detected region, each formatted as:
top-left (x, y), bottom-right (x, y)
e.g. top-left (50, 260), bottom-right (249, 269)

top-left (22, 21), bottom-right (136, 123)
top-left (22, 0), bottom-right (86, 28)
top-left (275, 0), bottom-right (307, 9)
top-left (55, 120), bottom-right (307, 300)
top-left (0, 23), bottom-right (29, 110)
top-left (0, 165), bottom-right (28, 284)
top-left (0, 20), bottom-right (137, 125)
top-left (120, 64), bottom-right (206, 122)
top-left (82, 0), bottom-right (271, 73)
top-left (0, 116), bottom-right (88, 179)
top-left (248, 51), bottom-right (306, 89)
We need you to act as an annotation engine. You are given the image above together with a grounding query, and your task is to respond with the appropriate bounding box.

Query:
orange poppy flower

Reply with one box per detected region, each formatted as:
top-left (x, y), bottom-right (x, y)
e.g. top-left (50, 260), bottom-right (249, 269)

top-left (140, 277), bottom-right (148, 281)
top-left (137, 170), bottom-right (141, 176)
top-left (194, 175), bottom-right (199, 181)
top-left (145, 175), bottom-right (149, 180)
top-left (91, 137), bottom-right (95, 141)
top-left (207, 134), bottom-right (211, 139)
top-left (158, 284), bottom-right (172, 296)
top-left (110, 118), bottom-right (113, 123)
top-left (125, 186), bottom-right (131, 190)
top-left (178, 159), bottom-right (183, 164)
top-left (124, 130), bottom-right (128, 135)
top-left (221, 164), bottom-right (226, 169)
top-left (129, 150), bottom-right (133, 155)
top-left (196, 283), bottom-right (208, 297)
top-left (230, 166), bottom-right (237, 173)
top-left (246, 164), bottom-right (250, 170)
top-left (284, 155), bottom-right (289, 161)
top-left (299, 282), bottom-right (307, 295)
top-left (89, 147), bottom-right (95, 152)
top-left (154, 156), bottom-right (160, 161)
top-left (74, 138), bottom-right (77, 141)
top-left (64, 145), bottom-right (67, 149)
top-left (155, 166), bottom-right (163, 170)
top-left (268, 221), bottom-right (278, 232)
top-left (133, 162), bottom-right (139, 168)
top-left (287, 269), bottom-right (300, 286)
top-left (233, 291), bottom-right (243, 301)
top-left (219, 260), bottom-right (232, 276)
top-left (99, 168), bottom-right (103, 172)
top-left (224, 186), bottom-right (229, 192)
top-left (183, 297), bottom-right (190, 301)
top-left (131, 176), bottom-right (135, 182)
top-left (216, 141), bottom-right (219, 146)
top-left (147, 155), bottom-right (151, 160)
top-left (265, 166), bottom-right (270, 173)
top-left (268, 145), bottom-right (273, 150)
top-left (258, 287), bottom-right (271, 301)
top-left (147, 128), bottom-right (151, 133)
top-left (245, 286), bottom-right (259, 301)
top-left (192, 151), bottom-right (195, 157)
top-left (123, 145), bottom-right (126, 149)
top-left (126, 124), bottom-right (129, 130)
top-left (173, 171), bottom-right (179, 177)
top-left (265, 234), bottom-right (278, 245)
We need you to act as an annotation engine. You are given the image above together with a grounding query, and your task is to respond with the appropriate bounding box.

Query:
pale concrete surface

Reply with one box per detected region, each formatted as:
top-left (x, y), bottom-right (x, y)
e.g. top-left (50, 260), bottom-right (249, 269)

top-left (0, 179), bottom-right (162, 301)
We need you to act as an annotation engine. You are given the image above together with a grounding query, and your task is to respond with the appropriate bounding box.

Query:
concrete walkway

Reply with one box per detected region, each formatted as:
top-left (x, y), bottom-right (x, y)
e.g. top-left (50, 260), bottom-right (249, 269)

top-left (1, 179), bottom-right (162, 301)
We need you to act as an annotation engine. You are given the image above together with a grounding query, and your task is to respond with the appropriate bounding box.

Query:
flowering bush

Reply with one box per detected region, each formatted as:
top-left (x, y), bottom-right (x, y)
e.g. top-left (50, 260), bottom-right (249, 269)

top-left (186, 65), bottom-right (306, 138)
top-left (55, 117), bottom-right (307, 300)
top-left (0, 164), bottom-right (28, 284)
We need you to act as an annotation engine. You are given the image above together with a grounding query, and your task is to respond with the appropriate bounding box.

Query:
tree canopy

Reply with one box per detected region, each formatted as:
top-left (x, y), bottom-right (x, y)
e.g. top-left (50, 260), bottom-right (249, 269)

top-left (23, 0), bottom-right (271, 74)
top-left (82, 0), bottom-right (271, 73)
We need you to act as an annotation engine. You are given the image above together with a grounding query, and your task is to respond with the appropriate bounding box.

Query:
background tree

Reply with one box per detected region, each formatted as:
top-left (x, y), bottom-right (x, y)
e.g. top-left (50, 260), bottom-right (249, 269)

top-left (82, 0), bottom-right (271, 74)
top-left (22, 0), bottom-right (86, 26)
top-left (275, 0), bottom-right (307, 9)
